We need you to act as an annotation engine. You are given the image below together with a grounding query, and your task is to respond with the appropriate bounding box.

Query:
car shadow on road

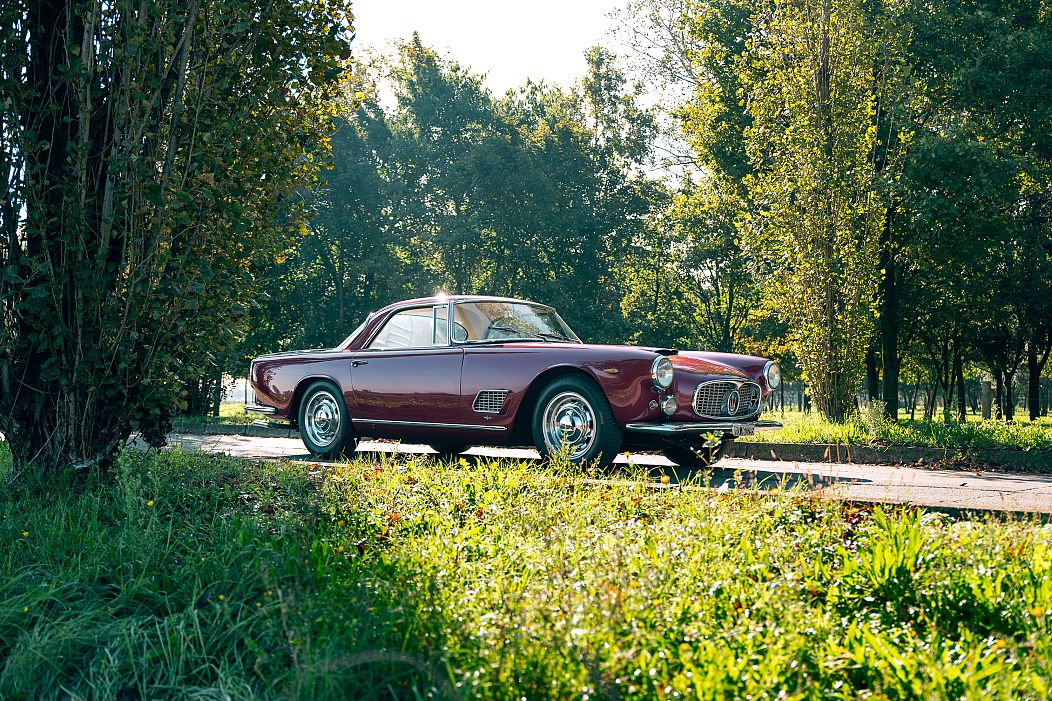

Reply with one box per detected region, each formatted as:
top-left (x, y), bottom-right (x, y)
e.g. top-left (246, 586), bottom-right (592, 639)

top-left (348, 446), bottom-right (877, 493)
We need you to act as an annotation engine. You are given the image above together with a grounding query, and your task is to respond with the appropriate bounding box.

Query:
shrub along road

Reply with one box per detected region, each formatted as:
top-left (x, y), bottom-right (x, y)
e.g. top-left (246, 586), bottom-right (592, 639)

top-left (164, 433), bottom-right (1052, 516)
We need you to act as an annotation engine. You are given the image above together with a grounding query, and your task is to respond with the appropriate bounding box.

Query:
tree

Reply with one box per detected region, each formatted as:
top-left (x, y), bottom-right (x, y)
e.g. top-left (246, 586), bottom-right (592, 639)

top-left (0, 0), bottom-right (352, 480)
top-left (736, 0), bottom-right (911, 421)
top-left (621, 180), bottom-right (756, 351)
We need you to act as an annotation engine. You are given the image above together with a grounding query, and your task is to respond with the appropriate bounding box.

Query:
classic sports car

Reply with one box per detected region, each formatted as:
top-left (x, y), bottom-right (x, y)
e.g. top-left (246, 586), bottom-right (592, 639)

top-left (246, 295), bottom-right (782, 467)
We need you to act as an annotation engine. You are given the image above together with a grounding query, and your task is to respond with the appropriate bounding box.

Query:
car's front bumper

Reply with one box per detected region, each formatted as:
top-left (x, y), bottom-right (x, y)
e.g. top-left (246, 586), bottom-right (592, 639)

top-left (624, 420), bottom-right (782, 437)
top-left (245, 403), bottom-right (277, 416)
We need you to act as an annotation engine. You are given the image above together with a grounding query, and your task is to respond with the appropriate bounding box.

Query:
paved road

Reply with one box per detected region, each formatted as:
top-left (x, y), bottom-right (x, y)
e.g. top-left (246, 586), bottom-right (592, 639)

top-left (167, 433), bottom-right (1052, 516)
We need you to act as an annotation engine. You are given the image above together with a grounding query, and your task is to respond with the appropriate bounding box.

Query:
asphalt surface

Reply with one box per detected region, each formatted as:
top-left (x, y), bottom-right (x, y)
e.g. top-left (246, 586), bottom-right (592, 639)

top-left (166, 433), bottom-right (1052, 516)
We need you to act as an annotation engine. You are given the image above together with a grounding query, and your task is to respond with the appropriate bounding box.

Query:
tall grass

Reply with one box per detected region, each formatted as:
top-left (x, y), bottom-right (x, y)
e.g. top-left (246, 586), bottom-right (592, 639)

top-left (3, 449), bottom-right (1050, 699)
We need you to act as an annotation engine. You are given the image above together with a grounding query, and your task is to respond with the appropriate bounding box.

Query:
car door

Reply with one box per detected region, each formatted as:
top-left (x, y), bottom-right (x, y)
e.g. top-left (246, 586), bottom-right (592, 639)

top-left (348, 303), bottom-right (465, 430)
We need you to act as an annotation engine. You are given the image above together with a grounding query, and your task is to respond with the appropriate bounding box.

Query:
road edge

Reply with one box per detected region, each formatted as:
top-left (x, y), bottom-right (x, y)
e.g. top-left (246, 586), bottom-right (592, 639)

top-left (171, 422), bottom-right (1052, 472)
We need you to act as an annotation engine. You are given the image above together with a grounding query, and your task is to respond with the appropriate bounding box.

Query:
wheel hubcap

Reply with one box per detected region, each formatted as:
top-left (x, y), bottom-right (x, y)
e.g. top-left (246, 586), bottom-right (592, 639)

top-left (542, 391), bottom-right (597, 460)
top-left (304, 391), bottom-right (340, 447)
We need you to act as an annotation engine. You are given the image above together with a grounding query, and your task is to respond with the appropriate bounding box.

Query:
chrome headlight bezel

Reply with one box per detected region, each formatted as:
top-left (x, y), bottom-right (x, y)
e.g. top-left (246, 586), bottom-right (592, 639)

top-left (659, 393), bottom-right (678, 416)
top-left (763, 360), bottom-right (781, 390)
top-left (651, 356), bottom-right (674, 390)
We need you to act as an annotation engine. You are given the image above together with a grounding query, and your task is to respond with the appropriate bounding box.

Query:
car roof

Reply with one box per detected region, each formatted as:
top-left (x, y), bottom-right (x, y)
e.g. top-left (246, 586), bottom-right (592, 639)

top-left (374, 295), bottom-right (542, 314)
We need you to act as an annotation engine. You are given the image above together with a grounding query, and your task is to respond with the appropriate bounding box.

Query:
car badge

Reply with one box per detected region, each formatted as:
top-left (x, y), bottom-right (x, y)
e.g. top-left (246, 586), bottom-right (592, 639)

top-left (726, 389), bottom-right (740, 415)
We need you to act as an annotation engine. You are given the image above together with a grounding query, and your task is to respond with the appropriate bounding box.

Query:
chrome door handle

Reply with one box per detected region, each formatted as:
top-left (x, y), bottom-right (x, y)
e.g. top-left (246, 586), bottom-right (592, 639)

top-left (352, 360), bottom-right (368, 367)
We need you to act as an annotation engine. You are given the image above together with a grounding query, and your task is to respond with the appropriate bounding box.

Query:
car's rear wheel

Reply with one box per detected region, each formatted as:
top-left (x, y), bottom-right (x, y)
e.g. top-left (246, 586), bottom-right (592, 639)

top-left (532, 376), bottom-right (622, 467)
top-left (662, 438), bottom-right (734, 468)
top-left (298, 380), bottom-right (357, 460)
top-left (429, 443), bottom-right (472, 460)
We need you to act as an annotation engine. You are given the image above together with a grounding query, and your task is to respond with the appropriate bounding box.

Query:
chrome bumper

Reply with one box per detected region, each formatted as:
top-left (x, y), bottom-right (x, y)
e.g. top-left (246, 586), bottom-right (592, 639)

top-left (624, 420), bottom-right (782, 437)
top-left (245, 403), bottom-right (277, 416)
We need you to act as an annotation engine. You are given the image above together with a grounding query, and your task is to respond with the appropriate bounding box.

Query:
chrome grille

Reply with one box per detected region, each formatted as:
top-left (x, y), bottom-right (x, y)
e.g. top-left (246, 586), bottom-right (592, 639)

top-left (692, 380), bottom-right (762, 418)
top-left (472, 389), bottom-right (509, 414)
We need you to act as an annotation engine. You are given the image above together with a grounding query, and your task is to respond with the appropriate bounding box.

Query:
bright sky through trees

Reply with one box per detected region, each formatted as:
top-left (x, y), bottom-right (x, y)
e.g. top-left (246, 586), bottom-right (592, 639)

top-left (352, 0), bottom-right (620, 94)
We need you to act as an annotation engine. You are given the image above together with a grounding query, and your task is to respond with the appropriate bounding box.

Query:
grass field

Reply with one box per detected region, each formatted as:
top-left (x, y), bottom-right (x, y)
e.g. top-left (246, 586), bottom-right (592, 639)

top-left (3, 450), bottom-right (1050, 699)
top-left (744, 408), bottom-right (1052, 451)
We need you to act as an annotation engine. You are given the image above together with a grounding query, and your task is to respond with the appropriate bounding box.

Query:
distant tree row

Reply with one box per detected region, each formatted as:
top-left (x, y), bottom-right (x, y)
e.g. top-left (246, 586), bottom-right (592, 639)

top-left (233, 4), bottom-right (1050, 426)
top-left (235, 36), bottom-right (665, 361)
top-left (618, 0), bottom-right (1052, 422)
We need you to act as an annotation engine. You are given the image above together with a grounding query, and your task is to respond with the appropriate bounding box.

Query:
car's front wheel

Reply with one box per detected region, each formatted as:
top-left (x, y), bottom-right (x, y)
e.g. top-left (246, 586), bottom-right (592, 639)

top-left (662, 438), bottom-right (733, 468)
top-left (298, 380), bottom-right (357, 460)
top-left (532, 376), bottom-right (622, 467)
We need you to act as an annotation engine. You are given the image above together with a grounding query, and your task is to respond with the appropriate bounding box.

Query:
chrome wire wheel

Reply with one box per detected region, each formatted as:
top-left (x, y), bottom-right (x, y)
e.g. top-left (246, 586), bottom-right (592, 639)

top-left (541, 391), bottom-right (597, 460)
top-left (303, 389), bottom-right (341, 448)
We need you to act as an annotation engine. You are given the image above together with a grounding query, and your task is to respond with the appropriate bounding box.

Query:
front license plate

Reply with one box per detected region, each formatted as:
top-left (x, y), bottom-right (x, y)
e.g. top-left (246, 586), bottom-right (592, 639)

top-left (731, 425), bottom-right (755, 437)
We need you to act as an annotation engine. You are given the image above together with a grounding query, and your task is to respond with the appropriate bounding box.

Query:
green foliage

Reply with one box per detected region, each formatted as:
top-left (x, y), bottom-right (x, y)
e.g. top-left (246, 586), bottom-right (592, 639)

top-left (3, 449), bottom-right (1050, 698)
top-left (621, 180), bottom-right (758, 351)
top-left (737, 0), bottom-right (912, 422)
top-left (0, 0), bottom-right (353, 479)
top-left (238, 36), bottom-right (665, 361)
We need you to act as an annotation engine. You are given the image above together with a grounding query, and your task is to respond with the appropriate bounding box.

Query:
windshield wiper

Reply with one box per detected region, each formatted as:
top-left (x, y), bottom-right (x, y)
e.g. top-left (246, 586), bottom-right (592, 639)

top-left (533, 332), bottom-right (574, 342)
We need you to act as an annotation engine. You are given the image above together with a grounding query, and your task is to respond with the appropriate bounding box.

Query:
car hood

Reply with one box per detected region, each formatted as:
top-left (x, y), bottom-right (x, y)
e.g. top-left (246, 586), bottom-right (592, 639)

top-left (664, 351), bottom-right (749, 378)
top-left (574, 344), bottom-right (754, 379)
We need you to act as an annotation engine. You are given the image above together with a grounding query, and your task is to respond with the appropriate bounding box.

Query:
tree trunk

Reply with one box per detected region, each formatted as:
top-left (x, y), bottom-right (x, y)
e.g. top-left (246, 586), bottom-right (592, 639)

top-left (1004, 371), bottom-right (1015, 422)
top-left (980, 380), bottom-right (993, 419)
top-left (1028, 336), bottom-right (1051, 421)
top-left (954, 349), bottom-right (966, 422)
top-left (866, 344), bottom-right (881, 401)
top-left (995, 375), bottom-right (1003, 420)
top-left (879, 208), bottom-right (899, 419)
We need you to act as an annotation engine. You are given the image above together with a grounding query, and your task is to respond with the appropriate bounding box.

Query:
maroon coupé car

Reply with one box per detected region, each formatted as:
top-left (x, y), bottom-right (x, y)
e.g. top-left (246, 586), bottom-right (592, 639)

top-left (246, 295), bottom-right (781, 467)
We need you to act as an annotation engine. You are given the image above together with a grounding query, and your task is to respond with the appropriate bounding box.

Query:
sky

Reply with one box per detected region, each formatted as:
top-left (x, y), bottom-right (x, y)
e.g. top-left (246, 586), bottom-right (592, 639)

top-left (351, 0), bottom-right (624, 95)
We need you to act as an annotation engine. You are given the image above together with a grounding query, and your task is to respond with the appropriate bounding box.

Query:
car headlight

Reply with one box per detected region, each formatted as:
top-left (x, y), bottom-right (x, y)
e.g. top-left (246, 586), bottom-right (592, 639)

top-left (651, 356), bottom-right (674, 390)
top-left (659, 393), bottom-right (678, 416)
top-left (764, 360), bottom-right (781, 390)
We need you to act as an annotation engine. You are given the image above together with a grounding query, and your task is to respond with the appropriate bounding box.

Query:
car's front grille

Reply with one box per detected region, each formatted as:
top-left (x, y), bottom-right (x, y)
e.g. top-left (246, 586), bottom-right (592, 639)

top-left (473, 389), bottom-right (510, 414)
top-left (692, 380), bottom-right (761, 418)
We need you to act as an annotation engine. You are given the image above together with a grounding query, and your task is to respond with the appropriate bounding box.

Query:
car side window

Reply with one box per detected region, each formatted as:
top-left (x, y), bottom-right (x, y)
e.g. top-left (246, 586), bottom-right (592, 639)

top-left (368, 305), bottom-right (449, 350)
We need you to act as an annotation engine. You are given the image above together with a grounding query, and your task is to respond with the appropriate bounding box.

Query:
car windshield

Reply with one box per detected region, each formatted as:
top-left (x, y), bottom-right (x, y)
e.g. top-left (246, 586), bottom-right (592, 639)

top-left (453, 301), bottom-right (580, 343)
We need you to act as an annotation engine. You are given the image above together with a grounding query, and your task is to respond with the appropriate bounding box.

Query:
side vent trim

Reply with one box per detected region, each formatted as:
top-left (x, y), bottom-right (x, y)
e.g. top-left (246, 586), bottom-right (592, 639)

top-left (472, 389), bottom-right (510, 414)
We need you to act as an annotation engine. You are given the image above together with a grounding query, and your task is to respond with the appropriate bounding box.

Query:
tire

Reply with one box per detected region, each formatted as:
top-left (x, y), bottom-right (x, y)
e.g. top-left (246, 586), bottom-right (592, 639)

top-left (662, 438), bottom-right (734, 468)
top-left (532, 375), bottom-right (622, 468)
top-left (298, 380), bottom-right (357, 460)
top-left (429, 443), bottom-right (472, 460)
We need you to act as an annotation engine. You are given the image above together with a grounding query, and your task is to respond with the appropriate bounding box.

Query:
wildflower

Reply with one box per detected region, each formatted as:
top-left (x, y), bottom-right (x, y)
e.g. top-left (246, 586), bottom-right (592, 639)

top-left (22, 531), bottom-right (29, 537)
top-left (337, 545), bottom-right (345, 552)
top-left (256, 602), bottom-right (262, 607)
top-left (337, 519), bottom-right (346, 527)
top-left (218, 594), bottom-right (225, 601)
top-left (22, 607), bottom-right (28, 613)
top-left (660, 475), bottom-right (670, 485)
top-left (266, 590), bottom-right (273, 596)
top-left (146, 500), bottom-right (154, 507)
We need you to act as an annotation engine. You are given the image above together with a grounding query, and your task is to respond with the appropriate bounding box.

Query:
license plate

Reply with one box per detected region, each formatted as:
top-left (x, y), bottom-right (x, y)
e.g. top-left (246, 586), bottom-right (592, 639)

top-left (731, 425), bottom-right (755, 437)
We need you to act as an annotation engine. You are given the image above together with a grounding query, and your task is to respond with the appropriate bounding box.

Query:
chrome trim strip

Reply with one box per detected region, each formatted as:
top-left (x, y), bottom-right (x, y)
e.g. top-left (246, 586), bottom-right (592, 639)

top-left (624, 420), bottom-right (782, 435)
top-left (350, 418), bottom-right (507, 431)
top-left (245, 403), bottom-right (278, 415)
